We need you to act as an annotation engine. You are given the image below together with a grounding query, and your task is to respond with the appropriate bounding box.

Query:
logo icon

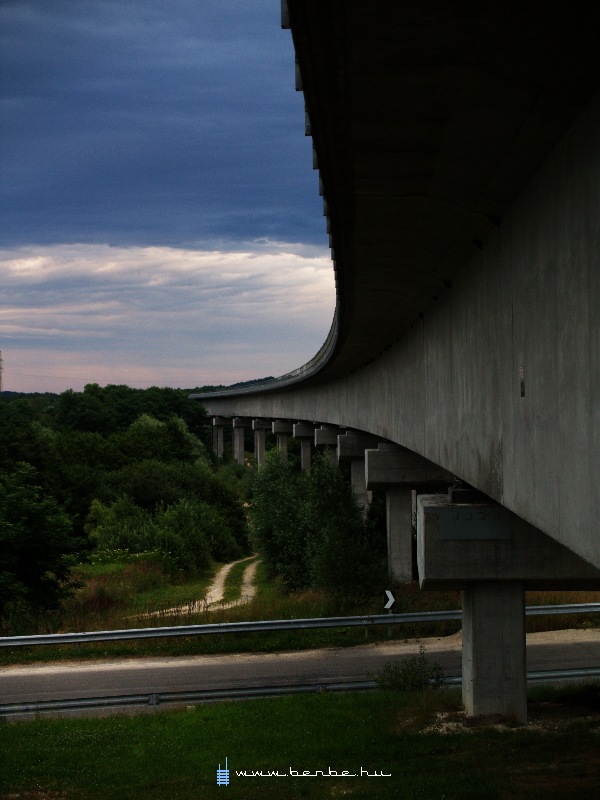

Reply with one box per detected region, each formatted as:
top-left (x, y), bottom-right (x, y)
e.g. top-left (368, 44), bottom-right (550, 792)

top-left (216, 756), bottom-right (230, 786)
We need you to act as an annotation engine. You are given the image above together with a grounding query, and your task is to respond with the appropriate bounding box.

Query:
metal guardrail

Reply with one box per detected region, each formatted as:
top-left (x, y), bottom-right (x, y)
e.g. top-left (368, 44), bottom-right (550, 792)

top-left (3, 668), bottom-right (600, 718)
top-left (1, 603), bottom-right (599, 648)
top-left (190, 308), bottom-right (340, 400)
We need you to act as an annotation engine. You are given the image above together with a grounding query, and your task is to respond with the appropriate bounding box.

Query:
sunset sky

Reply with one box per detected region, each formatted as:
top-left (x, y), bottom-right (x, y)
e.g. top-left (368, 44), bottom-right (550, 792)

top-left (0, 0), bottom-right (335, 392)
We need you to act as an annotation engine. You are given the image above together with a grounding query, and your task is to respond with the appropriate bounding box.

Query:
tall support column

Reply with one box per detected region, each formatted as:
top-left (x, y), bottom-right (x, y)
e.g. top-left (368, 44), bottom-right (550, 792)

top-left (417, 492), bottom-right (600, 722)
top-left (293, 422), bottom-right (317, 472)
top-left (232, 417), bottom-right (251, 466)
top-left (350, 457), bottom-right (369, 510)
top-left (232, 427), bottom-right (244, 465)
top-left (272, 420), bottom-right (293, 461)
top-left (386, 486), bottom-right (414, 582)
top-left (315, 425), bottom-right (346, 465)
top-left (212, 416), bottom-right (229, 460)
top-left (338, 432), bottom-right (381, 514)
top-left (252, 419), bottom-right (272, 467)
top-left (366, 444), bottom-right (454, 581)
top-left (462, 582), bottom-right (526, 722)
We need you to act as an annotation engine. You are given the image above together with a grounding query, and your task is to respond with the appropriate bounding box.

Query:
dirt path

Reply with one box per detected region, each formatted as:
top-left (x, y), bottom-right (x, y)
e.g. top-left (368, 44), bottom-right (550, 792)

top-left (140, 555), bottom-right (259, 618)
top-left (205, 555), bottom-right (257, 606)
top-left (218, 557), bottom-right (260, 609)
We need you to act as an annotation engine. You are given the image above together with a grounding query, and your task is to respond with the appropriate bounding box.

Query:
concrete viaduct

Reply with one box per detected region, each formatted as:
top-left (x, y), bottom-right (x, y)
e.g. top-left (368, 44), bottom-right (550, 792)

top-left (192, 1), bottom-right (600, 721)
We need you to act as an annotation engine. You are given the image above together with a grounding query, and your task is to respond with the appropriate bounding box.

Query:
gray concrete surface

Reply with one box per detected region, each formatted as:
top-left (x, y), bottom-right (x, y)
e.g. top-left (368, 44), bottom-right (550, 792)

top-left (191, 4), bottom-right (600, 720)
top-left (196, 7), bottom-right (600, 569)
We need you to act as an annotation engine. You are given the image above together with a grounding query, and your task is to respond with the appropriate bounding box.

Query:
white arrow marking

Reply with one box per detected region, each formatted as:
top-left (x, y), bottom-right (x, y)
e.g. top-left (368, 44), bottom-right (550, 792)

top-left (384, 590), bottom-right (395, 610)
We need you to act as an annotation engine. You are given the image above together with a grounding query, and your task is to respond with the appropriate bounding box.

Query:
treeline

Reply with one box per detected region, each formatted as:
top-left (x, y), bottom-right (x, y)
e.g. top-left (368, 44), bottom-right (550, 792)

top-left (250, 451), bottom-right (387, 597)
top-left (0, 384), bottom-right (250, 629)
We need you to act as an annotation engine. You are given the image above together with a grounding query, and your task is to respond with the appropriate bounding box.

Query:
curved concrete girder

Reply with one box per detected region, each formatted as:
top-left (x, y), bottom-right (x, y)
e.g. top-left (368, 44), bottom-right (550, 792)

top-left (200, 88), bottom-right (600, 569)
top-left (195, 4), bottom-right (600, 570)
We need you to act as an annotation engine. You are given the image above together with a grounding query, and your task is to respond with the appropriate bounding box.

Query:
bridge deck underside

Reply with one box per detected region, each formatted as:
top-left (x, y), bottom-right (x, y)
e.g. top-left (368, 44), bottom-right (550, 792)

top-left (199, 2), bottom-right (600, 570)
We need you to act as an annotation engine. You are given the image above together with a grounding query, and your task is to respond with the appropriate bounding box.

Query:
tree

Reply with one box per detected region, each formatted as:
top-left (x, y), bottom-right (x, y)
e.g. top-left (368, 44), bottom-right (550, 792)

top-left (0, 464), bottom-right (79, 625)
top-left (250, 451), bottom-right (386, 596)
top-left (116, 414), bottom-right (208, 464)
top-left (303, 454), bottom-right (386, 596)
top-left (250, 450), bottom-right (309, 591)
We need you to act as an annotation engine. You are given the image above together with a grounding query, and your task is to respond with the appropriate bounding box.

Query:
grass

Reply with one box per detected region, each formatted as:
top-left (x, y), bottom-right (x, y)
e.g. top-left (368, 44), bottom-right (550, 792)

top-left (222, 555), bottom-right (258, 603)
top-left (1, 686), bottom-right (600, 799)
top-left (1, 561), bottom-right (598, 667)
top-left (70, 559), bottom-right (218, 614)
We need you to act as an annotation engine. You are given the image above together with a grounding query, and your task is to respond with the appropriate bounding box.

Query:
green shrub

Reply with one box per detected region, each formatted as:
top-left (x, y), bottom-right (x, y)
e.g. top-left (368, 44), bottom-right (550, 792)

top-left (376, 645), bottom-right (445, 691)
top-left (304, 454), bottom-right (386, 597)
top-left (250, 451), bottom-right (386, 596)
top-left (249, 450), bottom-right (309, 591)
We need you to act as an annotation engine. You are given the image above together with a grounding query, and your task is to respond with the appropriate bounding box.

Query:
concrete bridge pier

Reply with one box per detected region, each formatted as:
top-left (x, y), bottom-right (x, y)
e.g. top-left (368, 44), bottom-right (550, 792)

top-left (366, 445), bottom-right (454, 581)
top-left (417, 493), bottom-right (600, 722)
top-left (462, 581), bottom-right (526, 722)
top-left (272, 420), bottom-right (293, 460)
top-left (293, 422), bottom-right (317, 471)
top-left (211, 416), bottom-right (229, 460)
top-left (252, 419), bottom-right (272, 467)
top-left (315, 424), bottom-right (347, 465)
top-left (232, 417), bottom-right (251, 466)
top-left (338, 433), bottom-right (381, 514)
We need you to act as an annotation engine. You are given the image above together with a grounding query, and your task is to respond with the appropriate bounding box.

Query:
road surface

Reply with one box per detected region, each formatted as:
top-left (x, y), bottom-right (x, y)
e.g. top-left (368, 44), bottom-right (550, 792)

top-left (1, 629), bottom-right (598, 715)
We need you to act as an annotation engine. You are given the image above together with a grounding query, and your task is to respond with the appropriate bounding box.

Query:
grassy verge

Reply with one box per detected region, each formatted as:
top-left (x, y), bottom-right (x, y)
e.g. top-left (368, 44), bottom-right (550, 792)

top-left (1, 562), bottom-right (598, 667)
top-left (1, 686), bottom-right (599, 800)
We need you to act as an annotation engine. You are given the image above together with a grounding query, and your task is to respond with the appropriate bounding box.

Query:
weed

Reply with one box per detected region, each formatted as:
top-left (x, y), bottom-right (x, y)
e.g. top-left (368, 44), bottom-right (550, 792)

top-left (376, 644), bottom-right (445, 691)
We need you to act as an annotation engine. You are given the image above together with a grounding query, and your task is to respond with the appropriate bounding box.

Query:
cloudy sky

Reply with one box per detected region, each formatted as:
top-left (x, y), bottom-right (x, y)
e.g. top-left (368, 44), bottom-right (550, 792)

top-left (0, 0), bottom-right (335, 393)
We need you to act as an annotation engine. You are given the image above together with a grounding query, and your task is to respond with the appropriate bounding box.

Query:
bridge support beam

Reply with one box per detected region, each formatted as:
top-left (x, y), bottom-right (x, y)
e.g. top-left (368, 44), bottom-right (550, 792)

top-left (293, 422), bottom-right (317, 472)
top-left (417, 493), bottom-right (600, 722)
top-left (272, 420), bottom-right (293, 461)
top-left (232, 417), bottom-right (251, 466)
top-left (211, 416), bottom-right (229, 460)
top-left (338, 433), bottom-right (381, 513)
top-left (315, 425), bottom-right (347, 465)
top-left (366, 445), bottom-right (453, 581)
top-left (462, 581), bottom-right (526, 722)
top-left (252, 419), bottom-right (272, 467)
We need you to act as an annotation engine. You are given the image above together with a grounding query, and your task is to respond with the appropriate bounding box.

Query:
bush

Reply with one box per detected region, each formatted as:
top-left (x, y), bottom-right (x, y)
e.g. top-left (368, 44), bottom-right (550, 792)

top-left (375, 645), bottom-right (445, 692)
top-left (0, 463), bottom-right (80, 624)
top-left (303, 455), bottom-right (386, 597)
top-left (86, 493), bottom-right (244, 574)
top-left (250, 451), bottom-right (386, 596)
top-left (250, 450), bottom-right (309, 591)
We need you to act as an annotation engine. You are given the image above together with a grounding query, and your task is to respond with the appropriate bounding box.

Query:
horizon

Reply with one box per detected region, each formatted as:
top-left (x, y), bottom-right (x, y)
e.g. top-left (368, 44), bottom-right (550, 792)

top-left (0, 1), bottom-right (335, 393)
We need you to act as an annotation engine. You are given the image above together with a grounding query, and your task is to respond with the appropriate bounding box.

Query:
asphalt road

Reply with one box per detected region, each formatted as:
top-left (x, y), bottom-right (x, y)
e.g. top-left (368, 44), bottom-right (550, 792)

top-left (1, 629), bottom-right (598, 711)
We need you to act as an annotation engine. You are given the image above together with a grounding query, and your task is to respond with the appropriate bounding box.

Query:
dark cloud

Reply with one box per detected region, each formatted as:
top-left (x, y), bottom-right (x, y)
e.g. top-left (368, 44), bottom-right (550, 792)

top-left (0, 0), bottom-right (323, 248)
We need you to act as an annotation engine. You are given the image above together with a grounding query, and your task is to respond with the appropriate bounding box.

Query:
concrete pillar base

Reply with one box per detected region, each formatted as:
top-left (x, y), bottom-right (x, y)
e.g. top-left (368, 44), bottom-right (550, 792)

top-left (212, 425), bottom-right (224, 460)
top-left (324, 444), bottom-right (337, 465)
top-left (276, 433), bottom-right (289, 460)
top-left (233, 427), bottom-right (245, 465)
top-left (300, 438), bottom-right (313, 472)
top-left (462, 582), bottom-right (526, 723)
top-left (350, 457), bottom-right (369, 514)
top-left (386, 486), bottom-right (413, 581)
top-left (294, 422), bottom-right (316, 472)
top-left (254, 427), bottom-right (266, 467)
